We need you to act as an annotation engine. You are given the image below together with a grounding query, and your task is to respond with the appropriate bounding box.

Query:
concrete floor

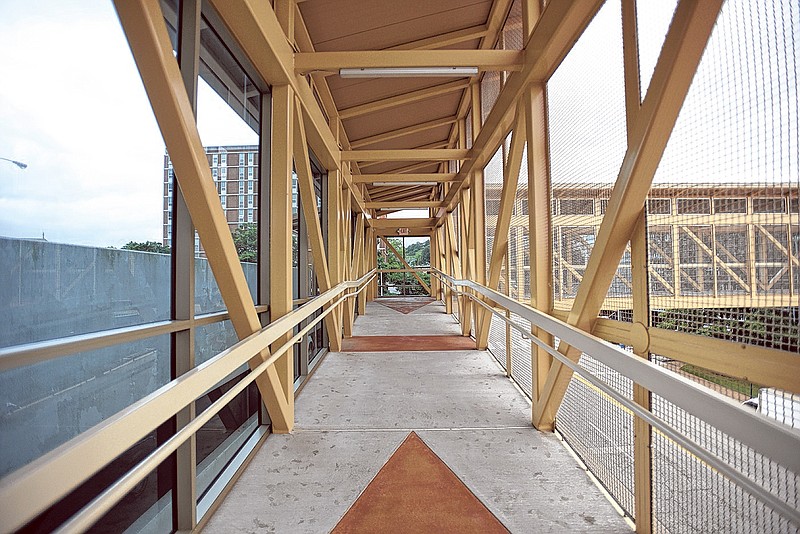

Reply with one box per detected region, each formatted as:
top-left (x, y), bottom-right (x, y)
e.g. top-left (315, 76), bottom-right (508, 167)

top-left (203, 301), bottom-right (631, 533)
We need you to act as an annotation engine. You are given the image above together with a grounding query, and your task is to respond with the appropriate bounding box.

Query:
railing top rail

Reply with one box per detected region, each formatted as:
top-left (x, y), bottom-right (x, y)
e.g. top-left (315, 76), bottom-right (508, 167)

top-left (0, 270), bottom-right (376, 532)
top-left (432, 269), bottom-right (800, 473)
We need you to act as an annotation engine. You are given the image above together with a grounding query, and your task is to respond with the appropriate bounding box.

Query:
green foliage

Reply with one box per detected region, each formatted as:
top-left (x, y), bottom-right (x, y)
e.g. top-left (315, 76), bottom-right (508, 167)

top-left (680, 364), bottom-right (761, 397)
top-left (122, 241), bottom-right (170, 254)
top-left (377, 238), bottom-right (431, 295)
top-left (232, 223), bottom-right (258, 262)
top-left (404, 239), bottom-right (430, 266)
top-left (653, 307), bottom-right (798, 353)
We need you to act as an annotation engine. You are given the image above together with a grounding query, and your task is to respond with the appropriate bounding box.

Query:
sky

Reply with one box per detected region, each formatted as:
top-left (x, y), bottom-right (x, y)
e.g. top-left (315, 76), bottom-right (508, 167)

top-left (0, 0), bottom-right (796, 248)
top-left (0, 0), bottom-right (256, 248)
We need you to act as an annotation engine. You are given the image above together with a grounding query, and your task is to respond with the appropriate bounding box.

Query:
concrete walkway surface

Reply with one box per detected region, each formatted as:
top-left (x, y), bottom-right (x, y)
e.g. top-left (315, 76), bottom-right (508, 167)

top-left (202, 300), bottom-right (631, 533)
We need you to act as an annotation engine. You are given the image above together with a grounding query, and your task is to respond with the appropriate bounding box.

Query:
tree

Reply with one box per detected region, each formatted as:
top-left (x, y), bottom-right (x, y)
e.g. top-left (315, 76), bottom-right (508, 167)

top-left (122, 241), bottom-right (170, 254)
top-left (404, 239), bottom-right (430, 266)
top-left (232, 223), bottom-right (257, 262)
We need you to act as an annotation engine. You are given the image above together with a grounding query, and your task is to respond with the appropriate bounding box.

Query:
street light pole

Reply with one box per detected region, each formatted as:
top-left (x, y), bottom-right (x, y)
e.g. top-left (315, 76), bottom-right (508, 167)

top-left (0, 157), bottom-right (27, 169)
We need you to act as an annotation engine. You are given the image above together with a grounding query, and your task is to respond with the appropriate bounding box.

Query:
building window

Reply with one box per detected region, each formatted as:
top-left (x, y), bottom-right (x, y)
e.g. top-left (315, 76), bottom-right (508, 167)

top-left (212, 168), bottom-right (218, 179)
top-left (752, 197), bottom-right (786, 213)
top-left (220, 181), bottom-right (227, 194)
top-left (239, 153), bottom-right (245, 165)
top-left (221, 196), bottom-right (227, 209)
top-left (221, 166), bottom-right (227, 179)
top-left (248, 180), bottom-right (254, 194)
top-left (247, 195), bottom-right (254, 208)
top-left (247, 152), bottom-right (254, 165)
top-left (239, 167), bottom-right (245, 180)
top-left (647, 198), bottom-right (671, 215)
top-left (712, 197), bottom-right (746, 213)
top-left (559, 198), bottom-right (594, 215)
top-left (520, 198), bottom-right (528, 215)
top-left (212, 154), bottom-right (218, 167)
top-left (248, 167), bottom-right (254, 179)
top-left (676, 198), bottom-right (711, 214)
top-left (239, 194), bottom-right (245, 207)
top-left (238, 209), bottom-right (245, 222)
top-left (248, 209), bottom-right (254, 222)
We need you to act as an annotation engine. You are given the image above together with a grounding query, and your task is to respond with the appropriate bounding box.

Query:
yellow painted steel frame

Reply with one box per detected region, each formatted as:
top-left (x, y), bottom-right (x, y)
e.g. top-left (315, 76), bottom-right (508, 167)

top-left (114, 0), bottom-right (292, 432)
top-left (533, 0), bottom-right (725, 429)
top-left (293, 95), bottom-right (343, 351)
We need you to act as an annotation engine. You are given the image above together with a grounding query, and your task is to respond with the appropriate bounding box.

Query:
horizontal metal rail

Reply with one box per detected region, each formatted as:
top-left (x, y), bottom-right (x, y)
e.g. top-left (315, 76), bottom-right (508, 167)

top-left (0, 271), bottom-right (375, 533)
top-left (0, 304), bottom-right (269, 373)
top-left (432, 269), bottom-right (800, 527)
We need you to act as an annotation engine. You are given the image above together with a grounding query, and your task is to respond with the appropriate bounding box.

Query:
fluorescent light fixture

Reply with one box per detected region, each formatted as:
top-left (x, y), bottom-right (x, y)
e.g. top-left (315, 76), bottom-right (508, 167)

top-left (339, 67), bottom-right (478, 78)
top-left (372, 181), bottom-right (432, 186)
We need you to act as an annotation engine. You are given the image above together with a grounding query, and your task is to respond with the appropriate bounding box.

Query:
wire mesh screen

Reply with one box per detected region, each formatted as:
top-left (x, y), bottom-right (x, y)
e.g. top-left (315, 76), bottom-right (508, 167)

top-left (544, 0), bottom-right (635, 520)
top-left (646, 0), bottom-right (799, 348)
top-left (547, 0), bottom-right (627, 313)
top-left (501, 0), bottom-right (523, 51)
top-left (639, 0), bottom-right (800, 529)
top-left (556, 350), bottom-right (636, 518)
top-left (651, 391), bottom-right (799, 534)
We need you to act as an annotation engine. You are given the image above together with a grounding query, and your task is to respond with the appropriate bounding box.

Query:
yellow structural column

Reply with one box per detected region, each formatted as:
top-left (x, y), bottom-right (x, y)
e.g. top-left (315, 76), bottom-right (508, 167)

top-left (269, 84), bottom-right (296, 427)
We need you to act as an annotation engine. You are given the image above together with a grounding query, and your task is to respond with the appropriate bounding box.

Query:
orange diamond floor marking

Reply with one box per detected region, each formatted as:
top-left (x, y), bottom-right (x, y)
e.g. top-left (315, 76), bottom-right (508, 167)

top-left (374, 297), bottom-right (434, 314)
top-left (332, 432), bottom-right (509, 533)
top-left (341, 335), bottom-right (475, 352)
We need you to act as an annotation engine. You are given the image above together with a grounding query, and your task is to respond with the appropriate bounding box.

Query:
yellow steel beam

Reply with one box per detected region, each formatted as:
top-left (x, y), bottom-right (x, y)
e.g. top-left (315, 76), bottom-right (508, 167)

top-left (380, 236), bottom-right (431, 295)
top-left (372, 218), bottom-right (437, 229)
top-left (114, 0), bottom-right (292, 430)
top-left (293, 96), bottom-right (342, 350)
top-left (339, 80), bottom-right (470, 119)
top-left (294, 50), bottom-right (524, 74)
top-left (387, 25), bottom-right (489, 51)
top-left (353, 173), bottom-right (457, 184)
top-left (366, 201), bottom-right (443, 210)
top-left (350, 117), bottom-right (458, 148)
top-left (342, 149), bottom-right (469, 162)
top-left (269, 85), bottom-right (297, 420)
top-left (533, 0), bottom-right (724, 428)
top-left (435, 0), bottom-right (605, 224)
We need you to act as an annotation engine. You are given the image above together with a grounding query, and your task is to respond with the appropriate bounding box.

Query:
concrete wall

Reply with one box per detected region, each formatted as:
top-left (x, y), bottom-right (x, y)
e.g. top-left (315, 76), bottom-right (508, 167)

top-left (0, 237), bottom-right (256, 477)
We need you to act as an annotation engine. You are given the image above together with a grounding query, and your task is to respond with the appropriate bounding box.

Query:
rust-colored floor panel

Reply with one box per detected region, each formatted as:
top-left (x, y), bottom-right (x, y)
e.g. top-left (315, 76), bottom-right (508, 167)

top-left (341, 335), bottom-right (475, 352)
top-left (332, 432), bottom-right (509, 534)
top-left (374, 296), bottom-right (434, 314)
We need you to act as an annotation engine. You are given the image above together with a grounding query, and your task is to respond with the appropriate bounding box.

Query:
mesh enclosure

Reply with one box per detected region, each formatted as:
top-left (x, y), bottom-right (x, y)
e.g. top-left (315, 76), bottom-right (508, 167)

top-left (647, 0), bottom-right (800, 352)
top-left (651, 391), bottom-right (799, 533)
top-left (556, 351), bottom-right (636, 518)
top-left (545, 0), bottom-right (635, 515)
top-left (547, 0), bottom-right (628, 313)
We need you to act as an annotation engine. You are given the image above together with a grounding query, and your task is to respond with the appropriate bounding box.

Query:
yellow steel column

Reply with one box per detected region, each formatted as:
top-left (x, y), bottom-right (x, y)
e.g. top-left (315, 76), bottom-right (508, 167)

top-left (623, 0), bottom-right (653, 530)
top-left (470, 82), bottom-right (488, 346)
top-left (269, 84), bottom-right (296, 427)
top-left (114, 0), bottom-right (292, 432)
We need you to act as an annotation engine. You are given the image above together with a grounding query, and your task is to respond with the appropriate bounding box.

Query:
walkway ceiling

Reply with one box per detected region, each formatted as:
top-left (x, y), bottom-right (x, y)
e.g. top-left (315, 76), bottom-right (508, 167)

top-left (297, 0), bottom-right (511, 217)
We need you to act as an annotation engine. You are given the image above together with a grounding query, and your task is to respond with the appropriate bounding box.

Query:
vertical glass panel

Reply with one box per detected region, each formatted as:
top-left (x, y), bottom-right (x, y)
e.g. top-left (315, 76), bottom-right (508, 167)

top-left (193, 13), bottom-right (261, 313)
top-left (194, 320), bottom-right (260, 500)
top-left (0, 2), bottom-right (169, 345)
top-left (0, 335), bottom-right (171, 476)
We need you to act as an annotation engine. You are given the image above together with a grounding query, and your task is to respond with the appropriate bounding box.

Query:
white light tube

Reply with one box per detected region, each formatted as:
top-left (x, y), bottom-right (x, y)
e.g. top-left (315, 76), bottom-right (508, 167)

top-left (339, 67), bottom-right (479, 78)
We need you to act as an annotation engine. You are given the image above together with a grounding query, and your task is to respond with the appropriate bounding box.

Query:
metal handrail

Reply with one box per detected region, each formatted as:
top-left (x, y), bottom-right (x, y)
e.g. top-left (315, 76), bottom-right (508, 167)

top-left (431, 269), bottom-right (800, 526)
top-left (0, 270), bottom-right (376, 533)
top-left (0, 304), bottom-right (270, 373)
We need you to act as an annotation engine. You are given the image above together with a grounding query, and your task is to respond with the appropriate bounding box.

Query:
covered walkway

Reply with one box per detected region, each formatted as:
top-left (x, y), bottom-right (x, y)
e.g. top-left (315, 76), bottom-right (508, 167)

top-left (204, 299), bottom-right (628, 532)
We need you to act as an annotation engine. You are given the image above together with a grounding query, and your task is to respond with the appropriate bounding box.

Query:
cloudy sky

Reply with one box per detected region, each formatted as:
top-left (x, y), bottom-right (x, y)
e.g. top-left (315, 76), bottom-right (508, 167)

top-left (0, 0), bottom-right (256, 248)
top-left (0, 0), bottom-right (795, 249)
